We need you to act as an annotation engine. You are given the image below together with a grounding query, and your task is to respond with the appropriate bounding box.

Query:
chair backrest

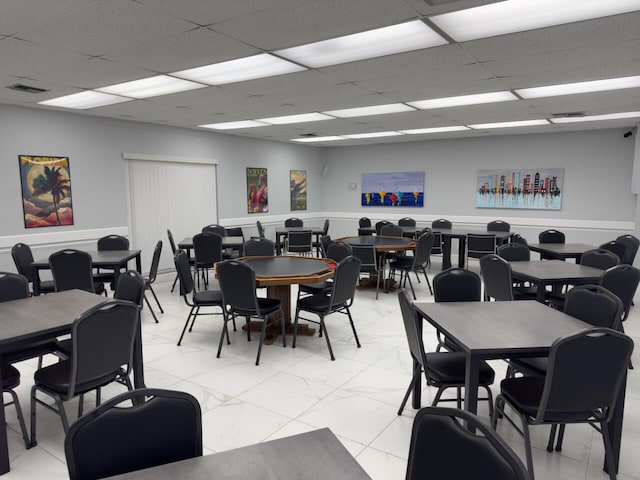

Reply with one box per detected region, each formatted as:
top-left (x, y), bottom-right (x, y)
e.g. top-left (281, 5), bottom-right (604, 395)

top-left (510, 233), bottom-right (528, 246)
top-left (147, 240), bottom-right (162, 284)
top-left (256, 220), bottom-right (265, 239)
top-left (350, 244), bottom-right (377, 273)
top-left (49, 249), bottom-right (96, 293)
top-left (192, 232), bottom-right (223, 266)
top-left (599, 240), bottom-right (627, 264)
top-left (65, 388), bottom-right (202, 480)
top-left (326, 242), bottom-right (353, 262)
top-left (167, 229), bottom-right (178, 254)
top-left (497, 243), bottom-right (531, 261)
top-left (398, 290), bottom-right (427, 370)
top-left (328, 256), bottom-right (361, 308)
top-left (97, 235), bottom-right (129, 251)
top-left (225, 227), bottom-right (244, 239)
top-left (599, 264), bottom-right (640, 321)
top-left (487, 220), bottom-right (511, 232)
top-left (467, 234), bottom-right (496, 259)
top-left (375, 220), bottom-right (392, 235)
top-left (68, 300), bottom-right (140, 398)
top-left (563, 284), bottom-right (623, 330)
top-left (358, 217), bottom-right (371, 228)
top-left (615, 234), bottom-right (639, 265)
top-left (406, 407), bottom-right (528, 480)
top-left (433, 268), bottom-right (481, 302)
top-left (380, 224), bottom-right (403, 237)
top-left (174, 250), bottom-right (194, 296)
top-left (480, 254), bottom-right (514, 301)
top-left (287, 230), bottom-right (312, 252)
top-left (580, 249), bottom-right (620, 270)
top-left (114, 270), bottom-right (146, 307)
top-left (243, 238), bottom-right (275, 256)
top-left (319, 235), bottom-right (332, 257)
top-left (285, 217), bottom-right (303, 227)
top-left (432, 218), bottom-right (452, 229)
top-left (398, 217), bottom-right (416, 227)
top-left (413, 226), bottom-right (432, 240)
top-left (11, 243), bottom-right (36, 282)
top-left (0, 272), bottom-right (29, 302)
top-left (538, 229), bottom-right (565, 244)
top-left (322, 218), bottom-right (330, 235)
top-left (202, 224), bottom-right (226, 237)
top-left (536, 328), bottom-right (633, 424)
top-left (217, 260), bottom-right (261, 315)
top-left (412, 232), bottom-right (435, 268)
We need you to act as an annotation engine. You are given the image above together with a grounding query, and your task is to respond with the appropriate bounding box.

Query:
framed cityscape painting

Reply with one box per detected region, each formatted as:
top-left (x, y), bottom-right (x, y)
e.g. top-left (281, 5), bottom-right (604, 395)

top-left (247, 167), bottom-right (268, 213)
top-left (476, 168), bottom-right (564, 210)
top-left (290, 169), bottom-right (307, 211)
top-left (361, 171), bottom-right (424, 207)
top-left (19, 155), bottom-right (74, 228)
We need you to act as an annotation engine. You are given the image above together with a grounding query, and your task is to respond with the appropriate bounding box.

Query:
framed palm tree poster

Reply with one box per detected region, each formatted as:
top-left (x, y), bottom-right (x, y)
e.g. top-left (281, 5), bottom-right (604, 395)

top-left (19, 155), bottom-right (74, 228)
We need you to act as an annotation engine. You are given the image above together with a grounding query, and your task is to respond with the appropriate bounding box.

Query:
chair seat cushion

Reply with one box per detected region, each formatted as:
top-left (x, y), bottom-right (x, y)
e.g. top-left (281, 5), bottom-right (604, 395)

top-left (389, 257), bottom-right (415, 270)
top-left (257, 298), bottom-right (281, 315)
top-left (38, 280), bottom-right (56, 293)
top-left (1, 362), bottom-right (21, 389)
top-left (425, 352), bottom-right (495, 385)
top-left (500, 376), bottom-right (593, 422)
top-left (193, 289), bottom-right (223, 305)
top-left (34, 360), bottom-right (118, 395)
top-left (508, 357), bottom-right (548, 376)
top-left (296, 294), bottom-right (333, 313)
top-left (299, 280), bottom-right (332, 295)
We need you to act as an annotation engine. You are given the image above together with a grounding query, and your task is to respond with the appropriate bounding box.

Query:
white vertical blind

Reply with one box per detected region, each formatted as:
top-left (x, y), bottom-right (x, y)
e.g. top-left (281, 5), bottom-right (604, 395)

top-left (127, 159), bottom-right (217, 273)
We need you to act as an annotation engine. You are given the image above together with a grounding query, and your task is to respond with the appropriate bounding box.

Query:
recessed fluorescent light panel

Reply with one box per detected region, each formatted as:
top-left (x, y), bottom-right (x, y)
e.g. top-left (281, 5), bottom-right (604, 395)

top-left (400, 126), bottom-right (470, 134)
top-left (516, 75), bottom-right (640, 99)
top-left (256, 113), bottom-right (334, 125)
top-left (470, 119), bottom-right (549, 129)
top-left (408, 91), bottom-right (517, 109)
top-left (173, 54), bottom-right (306, 85)
top-left (550, 111), bottom-right (640, 123)
top-left (430, 0), bottom-right (640, 42)
top-left (38, 91), bottom-right (131, 109)
top-left (343, 131), bottom-right (404, 139)
top-left (291, 136), bottom-right (344, 143)
top-left (323, 103), bottom-right (415, 118)
top-left (97, 75), bottom-right (205, 99)
top-left (199, 120), bottom-right (267, 130)
top-left (275, 20), bottom-right (448, 68)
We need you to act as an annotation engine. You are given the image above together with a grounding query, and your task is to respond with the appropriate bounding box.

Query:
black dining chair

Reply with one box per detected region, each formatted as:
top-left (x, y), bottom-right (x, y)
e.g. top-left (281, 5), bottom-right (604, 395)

top-left (314, 220), bottom-right (330, 256)
top-left (284, 217), bottom-right (303, 227)
top-left (380, 224), bottom-right (403, 237)
top-left (167, 229), bottom-right (192, 293)
top-left (224, 226), bottom-right (245, 258)
top-left (492, 328), bottom-right (633, 480)
top-left (615, 234), bottom-right (640, 265)
top-left (217, 260), bottom-right (286, 365)
top-left (318, 235), bottom-right (332, 257)
top-left (30, 300), bottom-right (140, 445)
top-left (487, 220), bottom-right (511, 232)
top-left (256, 220), bottom-right (266, 239)
top-left (497, 243), bottom-right (537, 297)
top-left (358, 217), bottom-right (373, 236)
top-left (94, 235), bottom-right (130, 290)
top-left (431, 219), bottom-right (452, 257)
top-left (350, 243), bottom-right (382, 299)
top-left (174, 250), bottom-right (225, 347)
top-left (201, 224), bottom-right (226, 237)
top-left (192, 232), bottom-right (223, 288)
top-left (397, 290), bottom-right (495, 416)
top-left (467, 234), bottom-right (496, 266)
top-left (141, 240), bottom-right (163, 323)
top-left (480, 254), bottom-right (535, 301)
top-left (579, 248), bottom-right (620, 270)
top-left (510, 233), bottom-right (529, 246)
top-left (287, 230), bottom-right (313, 256)
top-left (49, 249), bottom-right (106, 295)
top-left (538, 229), bottom-right (565, 260)
top-left (243, 238), bottom-right (276, 256)
top-left (293, 256), bottom-right (361, 360)
top-left (65, 388), bottom-right (202, 480)
top-left (375, 220), bottom-right (392, 235)
top-left (406, 407), bottom-right (527, 480)
top-left (298, 242), bottom-right (353, 298)
top-left (398, 217), bottom-right (416, 227)
top-left (388, 232), bottom-right (434, 299)
top-left (11, 243), bottom-right (55, 295)
top-left (599, 240), bottom-right (627, 264)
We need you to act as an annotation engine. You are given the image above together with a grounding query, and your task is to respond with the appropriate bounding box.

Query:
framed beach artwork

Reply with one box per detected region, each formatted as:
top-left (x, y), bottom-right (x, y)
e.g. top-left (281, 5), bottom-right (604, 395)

top-left (476, 168), bottom-right (564, 210)
top-left (19, 155), bottom-right (74, 228)
top-left (247, 167), bottom-right (268, 213)
top-left (290, 169), bottom-right (307, 211)
top-left (361, 171), bottom-right (424, 207)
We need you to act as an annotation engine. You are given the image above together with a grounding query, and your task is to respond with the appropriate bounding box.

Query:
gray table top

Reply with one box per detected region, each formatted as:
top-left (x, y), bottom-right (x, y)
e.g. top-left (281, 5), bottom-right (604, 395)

top-left (178, 236), bottom-right (245, 248)
top-left (509, 260), bottom-right (604, 283)
top-left (528, 243), bottom-right (597, 255)
top-left (106, 428), bottom-right (371, 480)
top-left (32, 250), bottom-right (141, 268)
top-left (414, 300), bottom-right (590, 357)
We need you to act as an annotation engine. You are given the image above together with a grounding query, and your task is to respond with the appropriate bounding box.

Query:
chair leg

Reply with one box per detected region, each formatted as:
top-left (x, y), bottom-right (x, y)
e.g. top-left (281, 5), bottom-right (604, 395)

top-left (6, 390), bottom-right (30, 449)
top-left (177, 306), bottom-right (196, 346)
top-left (345, 306), bottom-right (361, 348)
top-left (320, 316), bottom-right (335, 361)
top-left (171, 273), bottom-right (179, 292)
top-left (432, 386), bottom-right (445, 406)
top-left (398, 366), bottom-right (420, 415)
top-left (555, 424), bottom-right (565, 451)
top-left (56, 396), bottom-right (70, 433)
top-left (78, 393), bottom-right (84, 417)
top-left (148, 285), bottom-right (164, 313)
top-left (143, 294), bottom-right (159, 323)
top-left (188, 306), bottom-right (200, 332)
top-left (406, 271), bottom-right (417, 300)
top-left (217, 312), bottom-right (229, 358)
top-left (255, 316), bottom-right (268, 366)
top-left (279, 309), bottom-right (286, 348)
top-left (456, 386), bottom-right (462, 409)
top-left (520, 416), bottom-right (536, 480)
top-left (547, 424), bottom-right (558, 452)
top-left (483, 385), bottom-right (494, 419)
top-left (601, 421), bottom-right (617, 480)
top-left (245, 316), bottom-right (251, 341)
top-left (421, 267), bottom-right (433, 294)
top-left (292, 308), bottom-right (300, 348)
top-left (30, 387), bottom-right (39, 446)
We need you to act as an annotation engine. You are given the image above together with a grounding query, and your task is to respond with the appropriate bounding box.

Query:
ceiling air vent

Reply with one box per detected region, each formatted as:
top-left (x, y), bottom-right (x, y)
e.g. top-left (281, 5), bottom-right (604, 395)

top-left (300, 133), bottom-right (318, 137)
top-left (551, 112), bottom-right (585, 118)
top-left (6, 84), bottom-right (49, 94)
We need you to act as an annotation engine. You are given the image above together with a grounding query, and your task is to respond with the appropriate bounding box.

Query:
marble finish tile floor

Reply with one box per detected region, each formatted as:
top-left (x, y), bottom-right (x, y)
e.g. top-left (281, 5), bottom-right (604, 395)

top-left (4, 260), bottom-right (640, 479)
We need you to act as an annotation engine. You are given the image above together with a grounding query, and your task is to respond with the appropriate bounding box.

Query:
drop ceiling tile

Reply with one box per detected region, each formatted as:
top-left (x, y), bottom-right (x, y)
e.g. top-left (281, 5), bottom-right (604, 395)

top-left (219, 70), bottom-right (344, 96)
top-left (402, 0), bottom-right (501, 16)
top-left (0, 0), bottom-right (93, 36)
top-left (0, 76), bottom-right (81, 103)
top-left (210, 0), bottom-right (418, 50)
top-left (383, 78), bottom-right (509, 103)
top-left (18, 0), bottom-right (196, 56)
top-left (525, 89), bottom-right (640, 115)
top-left (0, 37), bottom-right (89, 78)
top-left (105, 27), bottom-right (259, 73)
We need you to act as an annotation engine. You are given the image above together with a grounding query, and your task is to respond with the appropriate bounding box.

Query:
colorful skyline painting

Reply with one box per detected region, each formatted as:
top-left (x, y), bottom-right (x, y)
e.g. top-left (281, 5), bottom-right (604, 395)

top-left (476, 168), bottom-right (564, 210)
top-left (361, 171), bottom-right (424, 207)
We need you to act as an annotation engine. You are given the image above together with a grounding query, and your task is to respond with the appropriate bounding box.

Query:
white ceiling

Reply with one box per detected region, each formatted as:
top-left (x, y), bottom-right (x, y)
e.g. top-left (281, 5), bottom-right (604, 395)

top-left (1, 0), bottom-right (639, 146)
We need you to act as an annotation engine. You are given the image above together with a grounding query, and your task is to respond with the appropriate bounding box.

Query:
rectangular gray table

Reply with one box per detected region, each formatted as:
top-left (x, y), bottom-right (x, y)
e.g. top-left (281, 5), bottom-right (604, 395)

top-left (528, 243), bottom-right (597, 261)
top-left (413, 300), bottom-right (626, 474)
top-left (0, 290), bottom-right (147, 475)
top-left (509, 260), bottom-right (604, 302)
top-left (106, 428), bottom-right (371, 479)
